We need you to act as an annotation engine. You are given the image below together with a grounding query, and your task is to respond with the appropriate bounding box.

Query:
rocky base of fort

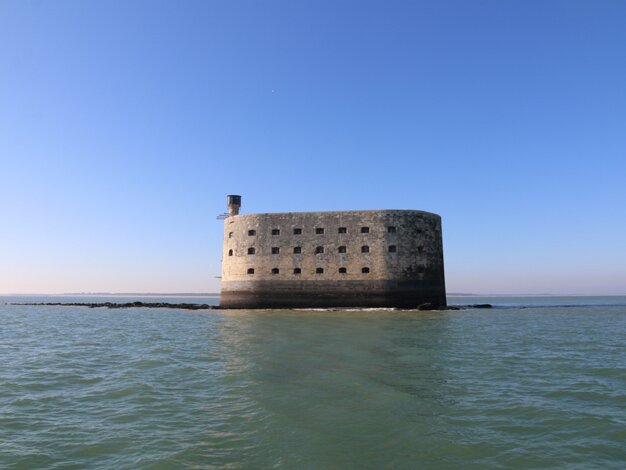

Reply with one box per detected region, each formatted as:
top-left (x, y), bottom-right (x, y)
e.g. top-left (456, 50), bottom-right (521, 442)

top-left (11, 302), bottom-right (492, 311)
top-left (11, 302), bottom-right (220, 310)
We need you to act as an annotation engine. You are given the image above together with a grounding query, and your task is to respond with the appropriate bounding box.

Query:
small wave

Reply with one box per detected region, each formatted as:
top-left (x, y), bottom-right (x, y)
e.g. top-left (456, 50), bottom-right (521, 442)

top-left (293, 307), bottom-right (400, 312)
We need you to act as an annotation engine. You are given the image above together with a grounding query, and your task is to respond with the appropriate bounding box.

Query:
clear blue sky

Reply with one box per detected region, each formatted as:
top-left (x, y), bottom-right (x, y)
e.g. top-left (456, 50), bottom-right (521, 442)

top-left (1, 0), bottom-right (625, 295)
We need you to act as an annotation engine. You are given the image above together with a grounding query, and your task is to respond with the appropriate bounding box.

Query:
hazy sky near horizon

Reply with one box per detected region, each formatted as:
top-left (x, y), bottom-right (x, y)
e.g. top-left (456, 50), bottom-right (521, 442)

top-left (1, 0), bottom-right (625, 295)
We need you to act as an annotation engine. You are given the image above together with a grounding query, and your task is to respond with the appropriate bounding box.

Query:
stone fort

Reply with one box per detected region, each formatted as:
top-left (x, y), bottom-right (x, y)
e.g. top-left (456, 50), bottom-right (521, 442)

top-left (220, 195), bottom-right (446, 309)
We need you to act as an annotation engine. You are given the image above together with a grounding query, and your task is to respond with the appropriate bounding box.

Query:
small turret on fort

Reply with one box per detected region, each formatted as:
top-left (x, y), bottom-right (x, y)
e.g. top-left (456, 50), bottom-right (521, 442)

top-left (227, 195), bottom-right (241, 216)
top-left (219, 195), bottom-right (446, 309)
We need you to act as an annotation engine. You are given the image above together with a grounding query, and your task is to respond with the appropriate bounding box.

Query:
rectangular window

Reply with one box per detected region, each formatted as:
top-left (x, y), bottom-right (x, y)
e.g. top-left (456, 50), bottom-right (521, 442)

top-left (387, 226), bottom-right (396, 233)
top-left (248, 230), bottom-right (256, 236)
top-left (293, 228), bottom-right (302, 235)
top-left (338, 227), bottom-right (347, 234)
top-left (315, 228), bottom-right (324, 234)
top-left (338, 267), bottom-right (347, 274)
top-left (338, 246), bottom-right (346, 253)
top-left (316, 268), bottom-right (324, 274)
top-left (247, 268), bottom-right (255, 274)
top-left (361, 245), bottom-right (369, 253)
top-left (271, 268), bottom-right (279, 275)
top-left (293, 247), bottom-right (302, 254)
top-left (272, 229), bottom-right (280, 235)
top-left (293, 268), bottom-right (301, 274)
top-left (361, 227), bottom-right (369, 233)
top-left (315, 246), bottom-right (324, 254)
top-left (271, 247), bottom-right (280, 254)
top-left (388, 245), bottom-right (397, 253)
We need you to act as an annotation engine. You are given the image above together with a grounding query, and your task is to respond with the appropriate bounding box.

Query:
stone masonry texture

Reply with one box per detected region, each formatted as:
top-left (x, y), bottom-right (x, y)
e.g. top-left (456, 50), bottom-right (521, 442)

top-left (220, 206), bottom-right (446, 309)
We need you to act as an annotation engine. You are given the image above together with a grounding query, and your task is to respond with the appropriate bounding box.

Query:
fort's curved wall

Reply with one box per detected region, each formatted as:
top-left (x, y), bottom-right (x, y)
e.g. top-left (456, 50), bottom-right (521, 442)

top-left (220, 210), bottom-right (446, 309)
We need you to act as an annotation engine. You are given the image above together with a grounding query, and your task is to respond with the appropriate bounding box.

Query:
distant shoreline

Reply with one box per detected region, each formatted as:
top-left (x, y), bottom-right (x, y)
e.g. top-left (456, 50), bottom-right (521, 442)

top-left (2, 293), bottom-right (626, 297)
top-left (1, 293), bottom-right (220, 297)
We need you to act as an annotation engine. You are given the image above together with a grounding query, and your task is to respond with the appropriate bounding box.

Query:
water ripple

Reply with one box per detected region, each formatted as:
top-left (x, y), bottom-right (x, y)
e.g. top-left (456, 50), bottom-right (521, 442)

top-left (0, 299), bottom-right (625, 468)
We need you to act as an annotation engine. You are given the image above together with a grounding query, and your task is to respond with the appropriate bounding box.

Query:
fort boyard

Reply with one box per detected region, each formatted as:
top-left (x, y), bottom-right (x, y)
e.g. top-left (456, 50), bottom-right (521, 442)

top-left (220, 195), bottom-right (446, 309)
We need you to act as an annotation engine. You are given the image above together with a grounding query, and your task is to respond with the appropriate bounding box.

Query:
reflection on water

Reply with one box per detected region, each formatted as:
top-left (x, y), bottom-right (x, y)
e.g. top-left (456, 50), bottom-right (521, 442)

top-left (0, 297), bottom-right (625, 468)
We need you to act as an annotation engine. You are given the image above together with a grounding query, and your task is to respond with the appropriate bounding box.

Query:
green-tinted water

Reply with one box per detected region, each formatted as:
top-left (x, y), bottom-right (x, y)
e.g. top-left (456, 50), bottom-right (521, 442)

top-left (1, 296), bottom-right (625, 469)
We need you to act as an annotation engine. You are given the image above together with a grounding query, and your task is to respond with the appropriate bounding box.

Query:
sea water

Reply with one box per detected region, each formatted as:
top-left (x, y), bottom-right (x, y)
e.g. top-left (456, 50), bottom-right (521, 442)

top-left (1, 295), bottom-right (625, 469)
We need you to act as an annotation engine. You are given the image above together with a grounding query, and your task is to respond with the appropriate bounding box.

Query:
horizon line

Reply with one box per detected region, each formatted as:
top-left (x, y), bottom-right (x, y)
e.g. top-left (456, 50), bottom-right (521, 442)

top-left (2, 292), bottom-right (626, 297)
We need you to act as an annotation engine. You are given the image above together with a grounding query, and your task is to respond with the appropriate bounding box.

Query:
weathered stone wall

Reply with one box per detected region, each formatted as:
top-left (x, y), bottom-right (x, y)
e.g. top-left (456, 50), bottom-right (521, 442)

top-left (220, 210), bottom-right (445, 308)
